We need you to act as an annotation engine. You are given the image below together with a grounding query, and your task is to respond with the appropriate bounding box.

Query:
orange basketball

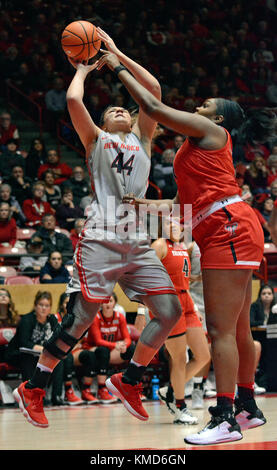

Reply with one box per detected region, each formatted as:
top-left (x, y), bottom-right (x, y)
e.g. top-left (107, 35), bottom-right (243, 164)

top-left (61, 21), bottom-right (101, 61)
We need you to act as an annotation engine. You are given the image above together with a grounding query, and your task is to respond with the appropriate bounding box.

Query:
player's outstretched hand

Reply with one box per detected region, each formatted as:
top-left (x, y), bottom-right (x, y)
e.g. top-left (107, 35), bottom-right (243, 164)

top-left (96, 27), bottom-right (119, 55)
top-left (67, 56), bottom-right (99, 74)
top-left (122, 193), bottom-right (144, 208)
top-left (97, 50), bottom-right (121, 71)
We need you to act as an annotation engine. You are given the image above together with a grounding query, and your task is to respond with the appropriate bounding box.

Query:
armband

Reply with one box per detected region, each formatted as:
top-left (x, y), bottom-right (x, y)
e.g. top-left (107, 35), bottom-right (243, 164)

top-left (114, 65), bottom-right (127, 76)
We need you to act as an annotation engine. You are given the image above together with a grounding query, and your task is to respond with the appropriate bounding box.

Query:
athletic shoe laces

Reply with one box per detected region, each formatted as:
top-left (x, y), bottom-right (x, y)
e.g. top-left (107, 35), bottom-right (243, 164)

top-left (30, 389), bottom-right (45, 411)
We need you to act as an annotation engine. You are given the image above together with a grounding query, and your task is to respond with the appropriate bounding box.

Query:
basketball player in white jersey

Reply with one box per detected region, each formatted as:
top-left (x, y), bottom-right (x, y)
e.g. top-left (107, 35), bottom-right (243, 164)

top-left (13, 29), bottom-right (182, 427)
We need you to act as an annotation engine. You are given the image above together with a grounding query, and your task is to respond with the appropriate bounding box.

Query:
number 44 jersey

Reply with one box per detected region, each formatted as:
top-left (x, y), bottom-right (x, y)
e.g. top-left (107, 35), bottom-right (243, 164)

top-left (86, 131), bottom-right (151, 230)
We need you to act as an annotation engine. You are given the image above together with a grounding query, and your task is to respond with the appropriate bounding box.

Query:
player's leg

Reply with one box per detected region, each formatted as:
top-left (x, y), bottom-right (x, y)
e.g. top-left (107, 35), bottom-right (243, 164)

top-left (235, 275), bottom-right (266, 430)
top-left (13, 292), bottom-right (101, 427)
top-left (185, 268), bottom-right (250, 445)
top-left (106, 292), bottom-right (182, 420)
top-left (165, 334), bottom-right (198, 425)
top-left (185, 326), bottom-right (211, 384)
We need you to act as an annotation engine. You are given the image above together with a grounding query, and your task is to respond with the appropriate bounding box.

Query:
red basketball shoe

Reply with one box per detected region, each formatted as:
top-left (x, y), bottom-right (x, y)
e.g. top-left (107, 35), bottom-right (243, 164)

top-left (106, 373), bottom-right (148, 421)
top-left (13, 381), bottom-right (48, 428)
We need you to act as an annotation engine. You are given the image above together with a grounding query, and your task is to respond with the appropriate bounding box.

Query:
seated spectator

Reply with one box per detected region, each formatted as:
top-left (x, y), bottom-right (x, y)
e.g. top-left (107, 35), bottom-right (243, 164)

top-left (172, 134), bottom-right (185, 153)
top-left (13, 62), bottom-right (36, 96)
top-left (267, 153), bottom-right (277, 187)
top-left (243, 142), bottom-right (270, 163)
top-left (19, 236), bottom-right (48, 277)
top-left (260, 197), bottom-right (274, 222)
top-left (70, 218), bottom-right (85, 251)
top-left (250, 284), bottom-right (277, 390)
top-left (153, 148), bottom-right (177, 198)
top-left (270, 180), bottom-right (277, 201)
top-left (79, 294), bottom-right (135, 403)
top-left (55, 292), bottom-right (69, 323)
top-left (5, 291), bottom-right (73, 406)
top-left (80, 188), bottom-right (94, 216)
top-left (3, 165), bottom-right (32, 207)
top-left (22, 182), bottom-right (54, 227)
top-left (40, 251), bottom-right (71, 284)
top-left (0, 138), bottom-right (26, 177)
top-left (0, 202), bottom-right (17, 247)
top-left (0, 288), bottom-right (20, 328)
top-left (0, 288), bottom-right (20, 366)
top-left (251, 284), bottom-right (276, 327)
top-left (243, 189), bottom-right (270, 238)
top-left (61, 166), bottom-right (90, 205)
top-left (266, 70), bottom-right (277, 106)
top-left (37, 149), bottom-right (72, 185)
top-left (243, 154), bottom-right (269, 193)
top-left (55, 188), bottom-right (83, 231)
top-left (45, 77), bottom-right (67, 135)
top-left (0, 183), bottom-right (26, 227)
top-left (0, 111), bottom-right (20, 148)
top-left (42, 169), bottom-right (62, 210)
top-left (31, 213), bottom-right (73, 264)
top-left (25, 137), bottom-right (47, 180)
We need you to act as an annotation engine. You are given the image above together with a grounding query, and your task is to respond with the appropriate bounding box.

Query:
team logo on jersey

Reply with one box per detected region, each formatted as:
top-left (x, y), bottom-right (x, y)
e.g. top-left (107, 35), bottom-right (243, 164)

top-left (225, 222), bottom-right (238, 237)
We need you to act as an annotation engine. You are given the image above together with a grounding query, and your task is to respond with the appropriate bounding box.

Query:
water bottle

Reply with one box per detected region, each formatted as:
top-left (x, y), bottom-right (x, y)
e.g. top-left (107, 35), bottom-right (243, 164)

top-left (151, 374), bottom-right (160, 400)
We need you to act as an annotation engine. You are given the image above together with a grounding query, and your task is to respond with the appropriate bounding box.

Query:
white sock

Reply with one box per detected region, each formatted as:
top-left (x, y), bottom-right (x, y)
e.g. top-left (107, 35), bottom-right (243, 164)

top-left (37, 363), bottom-right (53, 373)
top-left (130, 359), bottom-right (144, 368)
top-left (193, 377), bottom-right (203, 384)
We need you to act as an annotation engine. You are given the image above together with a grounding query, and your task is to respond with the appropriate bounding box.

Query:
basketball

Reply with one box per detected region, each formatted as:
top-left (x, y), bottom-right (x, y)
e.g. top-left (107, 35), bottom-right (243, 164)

top-left (61, 20), bottom-right (101, 62)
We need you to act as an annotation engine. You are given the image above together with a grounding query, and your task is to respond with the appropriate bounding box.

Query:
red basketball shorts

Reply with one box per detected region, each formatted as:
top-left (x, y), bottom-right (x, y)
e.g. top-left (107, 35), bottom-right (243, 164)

top-left (192, 202), bottom-right (264, 270)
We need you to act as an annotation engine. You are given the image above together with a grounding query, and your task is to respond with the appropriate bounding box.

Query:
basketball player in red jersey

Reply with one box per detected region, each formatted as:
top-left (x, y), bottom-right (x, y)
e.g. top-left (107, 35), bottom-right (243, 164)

top-left (151, 218), bottom-right (210, 425)
top-left (95, 46), bottom-right (277, 444)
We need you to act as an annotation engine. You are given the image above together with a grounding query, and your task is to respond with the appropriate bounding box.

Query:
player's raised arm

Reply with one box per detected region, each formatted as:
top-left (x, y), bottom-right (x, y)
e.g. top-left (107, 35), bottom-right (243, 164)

top-left (96, 51), bottom-right (224, 144)
top-left (96, 28), bottom-right (162, 151)
top-left (66, 59), bottom-right (101, 152)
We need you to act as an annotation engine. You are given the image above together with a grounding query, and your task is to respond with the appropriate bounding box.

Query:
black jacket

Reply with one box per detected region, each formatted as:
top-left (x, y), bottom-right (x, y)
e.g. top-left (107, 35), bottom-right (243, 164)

top-left (5, 311), bottom-right (58, 363)
top-left (31, 227), bottom-right (73, 263)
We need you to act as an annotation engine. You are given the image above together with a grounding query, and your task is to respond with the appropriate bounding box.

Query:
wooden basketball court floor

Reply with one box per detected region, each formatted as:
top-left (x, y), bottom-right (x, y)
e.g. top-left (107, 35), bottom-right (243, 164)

top-left (1, 395), bottom-right (277, 451)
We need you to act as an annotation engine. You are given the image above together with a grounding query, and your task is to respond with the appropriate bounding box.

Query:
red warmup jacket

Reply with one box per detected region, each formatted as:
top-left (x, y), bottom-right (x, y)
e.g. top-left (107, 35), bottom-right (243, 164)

top-left (83, 310), bottom-right (132, 351)
top-left (22, 198), bottom-right (54, 227)
top-left (0, 218), bottom-right (17, 246)
top-left (37, 162), bottom-right (73, 185)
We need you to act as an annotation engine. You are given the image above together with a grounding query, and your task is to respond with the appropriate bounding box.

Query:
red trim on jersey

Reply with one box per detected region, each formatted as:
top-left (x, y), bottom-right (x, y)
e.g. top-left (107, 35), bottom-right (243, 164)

top-left (144, 287), bottom-right (177, 296)
top-left (75, 236), bottom-right (110, 304)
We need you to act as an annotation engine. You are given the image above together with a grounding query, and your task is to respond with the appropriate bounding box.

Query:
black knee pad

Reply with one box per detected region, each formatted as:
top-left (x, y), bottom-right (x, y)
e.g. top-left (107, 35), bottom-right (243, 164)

top-left (78, 350), bottom-right (98, 377)
top-left (44, 292), bottom-right (82, 360)
top-left (62, 352), bottom-right (74, 381)
top-left (94, 346), bottom-right (110, 375)
top-left (120, 343), bottom-right (136, 361)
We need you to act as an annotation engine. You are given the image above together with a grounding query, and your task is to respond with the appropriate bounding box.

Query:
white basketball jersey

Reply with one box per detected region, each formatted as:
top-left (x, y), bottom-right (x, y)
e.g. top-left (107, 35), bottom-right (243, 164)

top-left (85, 131), bottom-right (150, 233)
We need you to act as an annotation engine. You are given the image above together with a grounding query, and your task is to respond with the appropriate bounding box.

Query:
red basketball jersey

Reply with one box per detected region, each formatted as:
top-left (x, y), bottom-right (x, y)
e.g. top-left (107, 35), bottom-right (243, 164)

top-left (162, 240), bottom-right (190, 291)
top-left (173, 131), bottom-right (240, 218)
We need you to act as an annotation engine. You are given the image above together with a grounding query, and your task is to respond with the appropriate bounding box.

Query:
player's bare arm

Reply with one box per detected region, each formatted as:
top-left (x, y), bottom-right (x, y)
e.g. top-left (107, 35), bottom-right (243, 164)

top-left (66, 59), bottom-right (101, 153)
top-left (97, 52), bottom-right (226, 149)
top-left (96, 42), bottom-right (161, 155)
top-left (122, 191), bottom-right (179, 212)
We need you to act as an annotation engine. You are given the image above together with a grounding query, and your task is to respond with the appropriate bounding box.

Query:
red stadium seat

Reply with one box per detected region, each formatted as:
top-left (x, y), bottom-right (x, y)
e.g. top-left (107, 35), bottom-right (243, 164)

top-left (16, 228), bottom-right (35, 240)
top-left (5, 275), bottom-right (34, 285)
top-left (0, 266), bottom-right (17, 278)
